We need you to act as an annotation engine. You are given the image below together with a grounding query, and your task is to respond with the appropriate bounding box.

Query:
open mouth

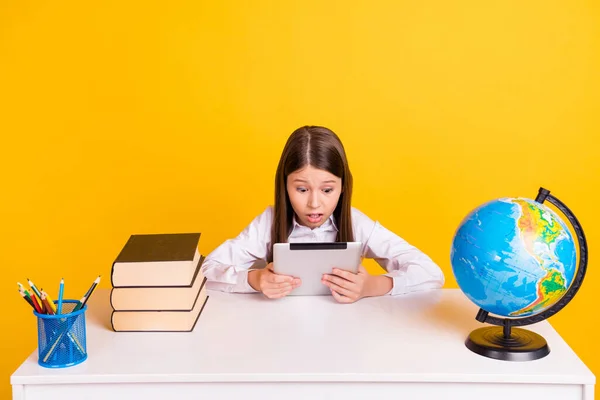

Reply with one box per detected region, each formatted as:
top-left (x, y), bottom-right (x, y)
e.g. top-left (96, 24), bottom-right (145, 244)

top-left (306, 214), bottom-right (323, 223)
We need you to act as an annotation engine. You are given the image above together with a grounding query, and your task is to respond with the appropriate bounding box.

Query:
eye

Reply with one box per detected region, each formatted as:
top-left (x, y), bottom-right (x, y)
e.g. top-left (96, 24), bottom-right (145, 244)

top-left (322, 188), bottom-right (334, 194)
top-left (297, 187), bottom-right (308, 193)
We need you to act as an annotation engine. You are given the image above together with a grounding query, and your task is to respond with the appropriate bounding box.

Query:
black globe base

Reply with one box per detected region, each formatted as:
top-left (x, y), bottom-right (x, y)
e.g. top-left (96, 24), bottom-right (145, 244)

top-left (466, 326), bottom-right (550, 361)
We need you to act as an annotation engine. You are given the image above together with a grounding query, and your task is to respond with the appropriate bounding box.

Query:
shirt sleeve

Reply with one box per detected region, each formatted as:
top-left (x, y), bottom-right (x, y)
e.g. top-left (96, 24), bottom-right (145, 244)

top-left (353, 208), bottom-right (445, 296)
top-left (200, 207), bottom-right (273, 293)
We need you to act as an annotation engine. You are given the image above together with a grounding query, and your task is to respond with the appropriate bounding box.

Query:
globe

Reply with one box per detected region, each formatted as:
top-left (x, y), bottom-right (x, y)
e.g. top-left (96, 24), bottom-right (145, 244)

top-left (450, 188), bottom-right (587, 361)
top-left (451, 197), bottom-right (577, 318)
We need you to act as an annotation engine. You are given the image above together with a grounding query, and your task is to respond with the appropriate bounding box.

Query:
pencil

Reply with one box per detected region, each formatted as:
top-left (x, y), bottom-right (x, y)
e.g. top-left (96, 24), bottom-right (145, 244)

top-left (27, 278), bottom-right (42, 299)
top-left (27, 279), bottom-right (46, 313)
top-left (73, 275), bottom-right (101, 312)
top-left (24, 288), bottom-right (43, 313)
top-left (17, 283), bottom-right (35, 308)
top-left (31, 291), bottom-right (45, 313)
top-left (18, 288), bottom-right (35, 309)
top-left (41, 292), bottom-right (55, 315)
top-left (42, 290), bottom-right (58, 314)
top-left (57, 278), bottom-right (64, 314)
top-left (19, 283), bottom-right (42, 313)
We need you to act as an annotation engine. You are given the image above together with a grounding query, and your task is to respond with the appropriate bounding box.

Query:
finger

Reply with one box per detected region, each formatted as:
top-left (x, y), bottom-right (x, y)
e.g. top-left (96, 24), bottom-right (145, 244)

top-left (264, 281), bottom-right (292, 291)
top-left (265, 287), bottom-right (293, 299)
top-left (331, 268), bottom-right (357, 282)
top-left (268, 273), bottom-right (294, 283)
top-left (323, 274), bottom-right (356, 290)
top-left (325, 280), bottom-right (358, 299)
top-left (264, 285), bottom-right (292, 297)
top-left (358, 265), bottom-right (367, 274)
top-left (331, 288), bottom-right (353, 303)
top-left (292, 278), bottom-right (302, 288)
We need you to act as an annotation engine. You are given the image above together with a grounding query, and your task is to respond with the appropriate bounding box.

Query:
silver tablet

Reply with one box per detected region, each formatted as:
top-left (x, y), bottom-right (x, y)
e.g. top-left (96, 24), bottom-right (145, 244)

top-left (272, 242), bottom-right (362, 296)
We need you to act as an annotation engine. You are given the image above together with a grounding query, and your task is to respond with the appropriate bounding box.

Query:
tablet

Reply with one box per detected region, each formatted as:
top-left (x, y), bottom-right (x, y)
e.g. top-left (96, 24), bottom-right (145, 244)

top-left (272, 242), bottom-right (362, 296)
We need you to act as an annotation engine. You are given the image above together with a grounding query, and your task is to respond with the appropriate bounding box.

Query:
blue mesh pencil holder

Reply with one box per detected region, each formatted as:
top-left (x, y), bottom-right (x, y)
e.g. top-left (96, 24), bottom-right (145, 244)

top-left (33, 300), bottom-right (87, 368)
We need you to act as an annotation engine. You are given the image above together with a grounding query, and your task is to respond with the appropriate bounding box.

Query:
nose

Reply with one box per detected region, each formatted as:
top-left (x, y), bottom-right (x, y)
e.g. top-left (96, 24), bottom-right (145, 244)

top-left (308, 191), bottom-right (319, 209)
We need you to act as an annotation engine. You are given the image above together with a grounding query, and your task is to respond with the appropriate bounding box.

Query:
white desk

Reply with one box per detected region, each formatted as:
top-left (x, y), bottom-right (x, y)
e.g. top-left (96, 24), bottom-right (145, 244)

top-left (11, 288), bottom-right (595, 400)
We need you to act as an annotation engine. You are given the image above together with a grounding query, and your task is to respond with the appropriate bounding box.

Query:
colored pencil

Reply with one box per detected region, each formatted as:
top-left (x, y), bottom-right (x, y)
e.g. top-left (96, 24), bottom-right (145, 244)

top-left (73, 275), bottom-right (101, 311)
top-left (18, 288), bottom-right (34, 309)
top-left (57, 278), bottom-right (64, 314)
top-left (42, 290), bottom-right (58, 314)
top-left (27, 278), bottom-right (42, 299)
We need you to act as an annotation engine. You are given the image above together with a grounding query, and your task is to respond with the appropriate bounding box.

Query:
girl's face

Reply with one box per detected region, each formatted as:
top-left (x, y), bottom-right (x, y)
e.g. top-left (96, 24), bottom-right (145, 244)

top-left (286, 165), bottom-right (342, 229)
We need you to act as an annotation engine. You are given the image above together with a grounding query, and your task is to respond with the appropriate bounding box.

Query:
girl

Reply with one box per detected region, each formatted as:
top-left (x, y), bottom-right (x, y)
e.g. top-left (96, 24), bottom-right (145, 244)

top-left (201, 126), bottom-right (444, 303)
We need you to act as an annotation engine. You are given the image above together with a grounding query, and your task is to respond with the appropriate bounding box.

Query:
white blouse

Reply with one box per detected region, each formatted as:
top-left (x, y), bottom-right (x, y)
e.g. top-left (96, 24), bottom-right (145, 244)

top-left (201, 206), bottom-right (445, 296)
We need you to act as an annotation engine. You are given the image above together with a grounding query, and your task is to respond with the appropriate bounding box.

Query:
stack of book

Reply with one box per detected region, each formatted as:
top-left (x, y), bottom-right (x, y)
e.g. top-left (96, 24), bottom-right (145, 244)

top-left (110, 233), bottom-right (208, 332)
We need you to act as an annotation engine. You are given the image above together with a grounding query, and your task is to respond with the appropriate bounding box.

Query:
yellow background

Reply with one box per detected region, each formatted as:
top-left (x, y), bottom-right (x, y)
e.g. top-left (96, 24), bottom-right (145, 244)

top-left (1, 0), bottom-right (598, 397)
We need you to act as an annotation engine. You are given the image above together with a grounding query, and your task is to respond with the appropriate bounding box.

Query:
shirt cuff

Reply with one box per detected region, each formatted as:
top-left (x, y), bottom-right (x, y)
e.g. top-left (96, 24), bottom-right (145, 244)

top-left (236, 269), bottom-right (259, 293)
top-left (385, 274), bottom-right (408, 296)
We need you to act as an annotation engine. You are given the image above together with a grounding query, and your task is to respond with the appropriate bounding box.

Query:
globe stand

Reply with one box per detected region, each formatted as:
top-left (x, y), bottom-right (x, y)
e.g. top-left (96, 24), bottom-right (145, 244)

top-left (466, 311), bottom-right (549, 361)
top-left (464, 187), bottom-right (588, 362)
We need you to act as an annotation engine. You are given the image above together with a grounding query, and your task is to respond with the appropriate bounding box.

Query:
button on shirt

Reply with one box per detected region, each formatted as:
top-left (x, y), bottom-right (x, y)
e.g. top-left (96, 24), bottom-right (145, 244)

top-left (201, 206), bottom-right (445, 296)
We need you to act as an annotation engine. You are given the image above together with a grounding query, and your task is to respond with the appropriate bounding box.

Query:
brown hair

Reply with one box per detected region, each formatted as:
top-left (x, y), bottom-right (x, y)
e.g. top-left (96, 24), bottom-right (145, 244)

top-left (269, 126), bottom-right (354, 261)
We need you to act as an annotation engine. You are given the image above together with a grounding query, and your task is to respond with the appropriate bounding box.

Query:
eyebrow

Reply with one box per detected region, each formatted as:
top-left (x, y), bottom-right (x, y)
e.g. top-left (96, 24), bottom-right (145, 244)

top-left (291, 179), bottom-right (338, 184)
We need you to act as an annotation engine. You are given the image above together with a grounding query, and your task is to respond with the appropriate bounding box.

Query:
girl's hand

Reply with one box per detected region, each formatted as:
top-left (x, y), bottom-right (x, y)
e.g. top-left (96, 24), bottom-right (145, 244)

top-left (248, 263), bottom-right (301, 299)
top-left (322, 266), bottom-right (392, 303)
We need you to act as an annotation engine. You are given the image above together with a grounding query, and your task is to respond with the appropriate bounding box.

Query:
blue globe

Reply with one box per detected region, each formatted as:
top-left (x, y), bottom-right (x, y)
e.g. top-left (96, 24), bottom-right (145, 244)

top-left (451, 197), bottom-right (577, 318)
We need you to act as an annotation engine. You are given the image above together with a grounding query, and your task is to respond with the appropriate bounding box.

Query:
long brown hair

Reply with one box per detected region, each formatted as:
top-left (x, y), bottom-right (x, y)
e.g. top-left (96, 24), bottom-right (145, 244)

top-left (269, 126), bottom-right (354, 261)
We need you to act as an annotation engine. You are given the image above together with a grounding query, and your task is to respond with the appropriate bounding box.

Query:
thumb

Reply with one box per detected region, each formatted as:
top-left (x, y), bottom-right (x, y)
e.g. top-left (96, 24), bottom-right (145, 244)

top-left (358, 265), bottom-right (368, 274)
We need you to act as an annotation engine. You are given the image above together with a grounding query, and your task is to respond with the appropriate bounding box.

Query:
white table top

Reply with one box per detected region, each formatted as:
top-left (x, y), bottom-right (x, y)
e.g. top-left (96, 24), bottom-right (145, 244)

top-left (11, 288), bottom-right (595, 386)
